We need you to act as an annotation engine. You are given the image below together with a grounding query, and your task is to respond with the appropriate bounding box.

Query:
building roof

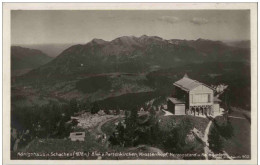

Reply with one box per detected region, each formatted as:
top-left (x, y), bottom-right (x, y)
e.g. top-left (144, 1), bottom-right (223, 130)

top-left (173, 75), bottom-right (215, 92)
top-left (168, 97), bottom-right (185, 104)
top-left (214, 97), bottom-right (222, 102)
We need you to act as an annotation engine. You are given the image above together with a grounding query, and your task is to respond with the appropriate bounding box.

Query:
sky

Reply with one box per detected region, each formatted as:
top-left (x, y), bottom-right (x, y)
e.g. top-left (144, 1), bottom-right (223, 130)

top-left (11, 10), bottom-right (250, 45)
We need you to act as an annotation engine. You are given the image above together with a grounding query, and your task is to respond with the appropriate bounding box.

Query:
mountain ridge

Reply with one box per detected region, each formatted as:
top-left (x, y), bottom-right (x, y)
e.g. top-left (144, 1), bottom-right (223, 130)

top-left (16, 35), bottom-right (250, 81)
top-left (11, 46), bottom-right (53, 76)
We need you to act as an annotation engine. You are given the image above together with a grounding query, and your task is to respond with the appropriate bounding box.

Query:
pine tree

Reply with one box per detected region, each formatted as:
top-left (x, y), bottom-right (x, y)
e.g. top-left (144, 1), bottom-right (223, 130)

top-left (124, 107), bottom-right (138, 146)
top-left (150, 121), bottom-right (160, 144)
top-left (220, 121), bottom-right (234, 139)
top-left (69, 98), bottom-right (78, 114)
top-left (116, 107), bottom-right (120, 115)
top-left (208, 127), bottom-right (223, 153)
top-left (163, 126), bottom-right (181, 153)
top-left (104, 108), bottom-right (110, 115)
top-left (116, 121), bottom-right (125, 145)
top-left (91, 102), bottom-right (99, 114)
top-left (149, 107), bottom-right (157, 123)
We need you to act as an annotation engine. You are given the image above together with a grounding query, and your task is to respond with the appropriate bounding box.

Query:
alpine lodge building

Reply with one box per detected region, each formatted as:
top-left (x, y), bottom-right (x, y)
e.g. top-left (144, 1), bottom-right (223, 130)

top-left (167, 74), bottom-right (221, 116)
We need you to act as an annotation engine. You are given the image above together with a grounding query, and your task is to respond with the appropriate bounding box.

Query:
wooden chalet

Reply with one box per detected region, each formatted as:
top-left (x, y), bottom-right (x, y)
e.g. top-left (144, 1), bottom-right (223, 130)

top-left (167, 74), bottom-right (220, 116)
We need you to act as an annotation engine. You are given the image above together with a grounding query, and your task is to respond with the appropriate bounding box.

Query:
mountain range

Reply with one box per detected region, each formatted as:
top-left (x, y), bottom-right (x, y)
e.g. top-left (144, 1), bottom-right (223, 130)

top-left (19, 35), bottom-right (249, 80)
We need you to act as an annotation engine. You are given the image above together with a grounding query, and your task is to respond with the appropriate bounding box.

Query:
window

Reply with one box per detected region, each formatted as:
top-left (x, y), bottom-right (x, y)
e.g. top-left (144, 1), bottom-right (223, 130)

top-left (193, 94), bottom-right (209, 103)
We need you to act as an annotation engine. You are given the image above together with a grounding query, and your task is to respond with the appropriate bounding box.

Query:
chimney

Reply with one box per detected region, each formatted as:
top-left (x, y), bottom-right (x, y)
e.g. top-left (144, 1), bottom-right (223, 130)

top-left (184, 73), bottom-right (189, 78)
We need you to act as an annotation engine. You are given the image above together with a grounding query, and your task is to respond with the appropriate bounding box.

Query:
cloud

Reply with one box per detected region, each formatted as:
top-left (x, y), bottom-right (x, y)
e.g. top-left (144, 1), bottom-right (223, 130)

top-left (158, 16), bottom-right (180, 24)
top-left (190, 17), bottom-right (209, 25)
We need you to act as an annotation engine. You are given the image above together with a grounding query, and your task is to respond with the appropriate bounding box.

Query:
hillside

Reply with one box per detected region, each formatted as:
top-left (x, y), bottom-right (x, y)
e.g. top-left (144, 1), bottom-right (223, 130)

top-left (15, 43), bottom-right (75, 57)
top-left (223, 40), bottom-right (250, 49)
top-left (11, 46), bottom-right (53, 76)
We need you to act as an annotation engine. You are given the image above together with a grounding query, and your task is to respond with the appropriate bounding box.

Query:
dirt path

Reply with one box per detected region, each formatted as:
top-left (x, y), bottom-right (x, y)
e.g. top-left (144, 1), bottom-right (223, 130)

top-left (203, 119), bottom-right (213, 160)
top-left (97, 112), bottom-right (148, 134)
top-left (203, 114), bottom-right (233, 160)
top-left (162, 109), bottom-right (173, 116)
top-left (96, 116), bottom-right (120, 134)
top-left (228, 116), bottom-right (246, 120)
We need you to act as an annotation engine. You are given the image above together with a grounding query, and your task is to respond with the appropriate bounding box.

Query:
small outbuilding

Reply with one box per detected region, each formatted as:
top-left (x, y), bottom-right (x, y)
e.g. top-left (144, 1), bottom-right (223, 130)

top-left (167, 97), bottom-right (186, 115)
top-left (69, 132), bottom-right (85, 142)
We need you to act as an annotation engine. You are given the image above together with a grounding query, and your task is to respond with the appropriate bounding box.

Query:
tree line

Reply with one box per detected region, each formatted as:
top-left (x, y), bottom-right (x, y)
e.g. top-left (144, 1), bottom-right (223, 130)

top-left (108, 107), bottom-right (205, 159)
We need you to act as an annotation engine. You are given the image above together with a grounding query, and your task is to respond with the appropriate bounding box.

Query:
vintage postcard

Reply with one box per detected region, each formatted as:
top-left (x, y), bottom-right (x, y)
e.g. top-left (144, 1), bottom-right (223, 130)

top-left (3, 2), bottom-right (257, 165)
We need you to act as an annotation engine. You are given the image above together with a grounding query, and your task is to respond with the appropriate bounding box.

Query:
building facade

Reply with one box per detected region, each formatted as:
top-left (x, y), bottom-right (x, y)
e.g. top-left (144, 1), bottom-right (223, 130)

top-left (167, 74), bottom-right (219, 116)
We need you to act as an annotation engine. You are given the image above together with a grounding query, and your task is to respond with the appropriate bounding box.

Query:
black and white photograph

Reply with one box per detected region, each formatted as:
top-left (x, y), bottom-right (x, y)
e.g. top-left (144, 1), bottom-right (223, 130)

top-left (2, 2), bottom-right (257, 164)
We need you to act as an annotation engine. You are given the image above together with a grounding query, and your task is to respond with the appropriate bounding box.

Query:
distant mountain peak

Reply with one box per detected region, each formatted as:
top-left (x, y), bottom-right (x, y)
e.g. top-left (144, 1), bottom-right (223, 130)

top-left (196, 38), bottom-right (208, 42)
top-left (140, 34), bottom-right (148, 38)
top-left (111, 36), bottom-right (139, 47)
top-left (112, 35), bottom-right (137, 41)
top-left (89, 38), bottom-right (107, 45)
